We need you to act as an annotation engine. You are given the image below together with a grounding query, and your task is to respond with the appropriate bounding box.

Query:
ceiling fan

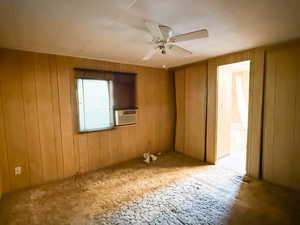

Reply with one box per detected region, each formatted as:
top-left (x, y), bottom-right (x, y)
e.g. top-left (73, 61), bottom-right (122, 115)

top-left (142, 21), bottom-right (208, 60)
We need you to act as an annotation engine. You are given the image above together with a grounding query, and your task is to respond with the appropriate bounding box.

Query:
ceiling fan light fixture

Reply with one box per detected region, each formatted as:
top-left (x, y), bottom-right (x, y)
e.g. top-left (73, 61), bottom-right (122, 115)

top-left (142, 20), bottom-right (208, 60)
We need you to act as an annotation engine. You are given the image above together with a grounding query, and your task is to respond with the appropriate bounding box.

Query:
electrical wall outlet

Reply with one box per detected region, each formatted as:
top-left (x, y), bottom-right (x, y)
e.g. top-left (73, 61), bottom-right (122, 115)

top-left (15, 166), bottom-right (22, 175)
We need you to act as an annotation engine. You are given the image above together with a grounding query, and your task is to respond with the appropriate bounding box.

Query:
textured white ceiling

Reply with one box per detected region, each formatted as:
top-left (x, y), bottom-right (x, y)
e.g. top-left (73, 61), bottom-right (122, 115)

top-left (1, 0), bottom-right (300, 68)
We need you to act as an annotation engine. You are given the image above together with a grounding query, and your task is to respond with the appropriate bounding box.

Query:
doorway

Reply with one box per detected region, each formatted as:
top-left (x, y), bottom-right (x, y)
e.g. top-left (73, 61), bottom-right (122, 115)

top-left (216, 60), bottom-right (250, 174)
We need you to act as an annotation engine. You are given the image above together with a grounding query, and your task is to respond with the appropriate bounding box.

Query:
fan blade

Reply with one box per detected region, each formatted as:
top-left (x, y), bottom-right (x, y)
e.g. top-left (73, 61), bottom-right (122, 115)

top-left (142, 48), bottom-right (157, 60)
top-left (170, 29), bottom-right (208, 43)
top-left (126, 0), bottom-right (138, 10)
top-left (145, 21), bottom-right (164, 40)
top-left (168, 44), bottom-right (192, 56)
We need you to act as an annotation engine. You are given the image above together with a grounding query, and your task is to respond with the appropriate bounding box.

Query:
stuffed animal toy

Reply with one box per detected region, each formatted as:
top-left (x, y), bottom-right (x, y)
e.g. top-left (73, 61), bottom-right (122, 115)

top-left (143, 152), bottom-right (160, 164)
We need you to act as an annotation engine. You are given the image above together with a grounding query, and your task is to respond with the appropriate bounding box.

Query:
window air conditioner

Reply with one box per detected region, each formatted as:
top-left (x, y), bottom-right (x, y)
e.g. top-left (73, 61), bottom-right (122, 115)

top-left (115, 109), bottom-right (137, 126)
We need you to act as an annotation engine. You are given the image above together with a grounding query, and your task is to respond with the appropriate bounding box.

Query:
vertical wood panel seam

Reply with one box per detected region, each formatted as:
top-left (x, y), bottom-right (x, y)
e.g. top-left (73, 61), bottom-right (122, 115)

top-left (53, 55), bottom-right (64, 178)
top-left (0, 80), bottom-right (12, 191)
top-left (204, 63), bottom-right (208, 161)
top-left (32, 53), bottom-right (44, 183)
top-left (259, 50), bottom-right (267, 179)
top-left (272, 53), bottom-right (278, 180)
top-left (267, 51), bottom-right (278, 181)
top-left (183, 68), bottom-right (186, 153)
top-left (68, 59), bottom-right (80, 173)
top-left (20, 54), bottom-right (33, 186)
top-left (56, 57), bottom-right (65, 178)
top-left (56, 56), bottom-right (65, 177)
top-left (67, 57), bottom-right (77, 173)
top-left (48, 54), bottom-right (60, 178)
top-left (292, 53), bottom-right (299, 144)
top-left (18, 53), bottom-right (31, 187)
top-left (184, 68), bottom-right (188, 154)
top-left (33, 54), bottom-right (46, 181)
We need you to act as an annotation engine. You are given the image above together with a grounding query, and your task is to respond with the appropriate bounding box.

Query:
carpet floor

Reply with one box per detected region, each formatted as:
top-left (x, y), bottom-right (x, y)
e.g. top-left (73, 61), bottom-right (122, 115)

top-left (0, 152), bottom-right (299, 225)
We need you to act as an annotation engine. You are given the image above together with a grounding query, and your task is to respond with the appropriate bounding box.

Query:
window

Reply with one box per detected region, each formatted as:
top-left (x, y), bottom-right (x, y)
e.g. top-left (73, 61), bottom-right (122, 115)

top-left (76, 78), bottom-right (114, 132)
top-left (74, 68), bottom-right (137, 133)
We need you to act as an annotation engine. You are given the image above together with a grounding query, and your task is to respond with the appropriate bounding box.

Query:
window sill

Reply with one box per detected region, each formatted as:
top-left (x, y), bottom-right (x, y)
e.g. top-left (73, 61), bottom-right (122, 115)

top-left (115, 123), bottom-right (136, 128)
top-left (77, 123), bottom-right (137, 134)
top-left (78, 126), bottom-right (115, 134)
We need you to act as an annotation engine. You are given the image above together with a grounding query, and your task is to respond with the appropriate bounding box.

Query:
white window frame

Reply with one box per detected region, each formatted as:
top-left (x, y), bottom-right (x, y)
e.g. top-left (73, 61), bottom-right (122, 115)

top-left (75, 78), bottom-right (114, 133)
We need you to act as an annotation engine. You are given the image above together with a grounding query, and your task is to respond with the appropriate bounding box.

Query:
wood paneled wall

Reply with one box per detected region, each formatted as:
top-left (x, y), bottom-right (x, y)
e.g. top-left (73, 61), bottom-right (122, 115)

top-left (0, 168), bottom-right (2, 199)
top-left (174, 42), bottom-right (300, 190)
top-left (0, 48), bottom-right (175, 194)
top-left (174, 63), bottom-right (207, 160)
top-left (173, 41), bottom-right (300, 190)
top-left (263, 43), bottom-right (300, 190)
top-left (174, 49), bottom-right (264, 178)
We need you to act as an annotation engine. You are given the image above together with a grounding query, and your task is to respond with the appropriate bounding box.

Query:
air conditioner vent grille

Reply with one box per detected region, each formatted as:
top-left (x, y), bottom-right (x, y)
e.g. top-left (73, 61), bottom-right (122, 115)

top-left (115, 109), bottom-right (137, 126)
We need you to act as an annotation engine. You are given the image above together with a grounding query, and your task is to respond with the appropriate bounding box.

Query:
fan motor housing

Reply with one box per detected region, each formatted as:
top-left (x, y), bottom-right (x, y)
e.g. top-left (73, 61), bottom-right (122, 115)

top-left (158, 25), bottom-right (174, 41)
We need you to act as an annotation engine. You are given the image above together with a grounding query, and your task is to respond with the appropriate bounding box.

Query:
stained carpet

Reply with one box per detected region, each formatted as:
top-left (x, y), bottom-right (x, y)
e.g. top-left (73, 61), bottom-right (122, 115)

top-left (0, 152), bottom-right (299, 225)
